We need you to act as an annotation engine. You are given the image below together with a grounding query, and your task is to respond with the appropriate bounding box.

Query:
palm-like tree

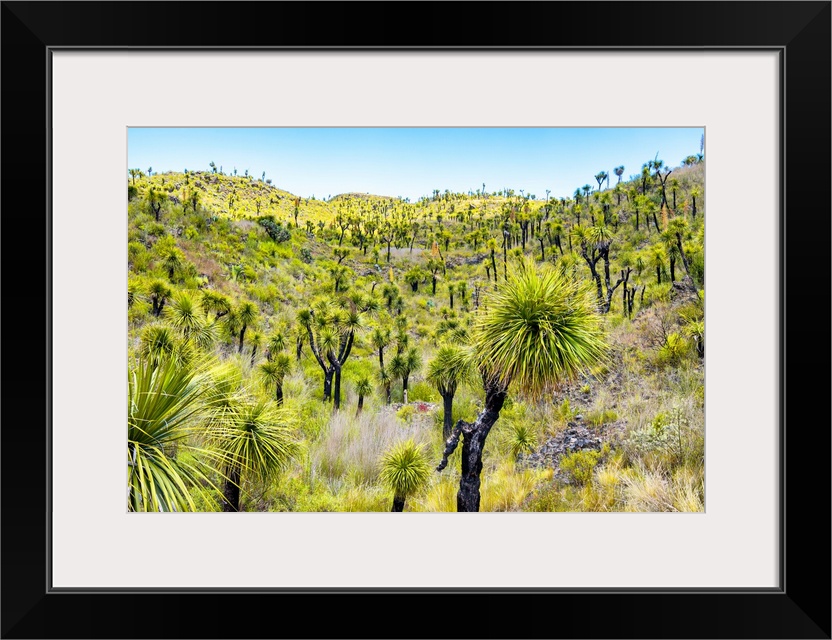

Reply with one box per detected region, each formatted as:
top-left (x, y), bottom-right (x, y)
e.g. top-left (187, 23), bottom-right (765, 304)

top-left (165, 291), bottom-right (215, 349)
top-left (651, 245), bottom-right (667, 284)
top-left (390, 346), bottom-right (421, 404)
top-left (427, 345), bottom-right (476, 438)
top-left (149, 280), bottom-right (171, 317)
top-left (355, 376), bottom-right (372, 415)
top-left (379, 439), bottom-right (431, 512)
top-left (259, 354), bottom-right (291, 405)
top-left (689, 186), bottom-right (701, 220)
top-left (614, 165), bottom-right (625, 183)
top-left (206, 394), bottom-right (298, 512)
top-left (370, 325), bottom-right (391, 370)
top-left (377, 366), bottom-right (393, 404)
top-left (436, 259), bottom-right (608, 511)
top-left (236, 301), bottom-right (258, 353)
top-left (200, 290), bottom-right (231, 322)
top-left (128, 357), bottom-right (220, 512)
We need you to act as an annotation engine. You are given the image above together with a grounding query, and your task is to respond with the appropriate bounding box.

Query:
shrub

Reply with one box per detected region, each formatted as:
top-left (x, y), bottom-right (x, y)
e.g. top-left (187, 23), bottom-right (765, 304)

top-left (408, 380), bottom-right (438, 402)
top-left (299, 247), bottom-right (313, 264)
top-left (396, 404), bottom-right (416, 424)
top-left (657, 332), bottom-right (689, 367)
top-left (258, 216), bottom-right (291, 243)
top-left (559, 449), bottom-right (601, 485)
top-left (585, 409), bottom-right (618, 426)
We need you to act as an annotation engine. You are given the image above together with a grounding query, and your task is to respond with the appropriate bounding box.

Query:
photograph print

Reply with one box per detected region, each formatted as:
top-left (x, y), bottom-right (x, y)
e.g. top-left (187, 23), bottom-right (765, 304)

top-left (127, 127), bottom-right (705, 513)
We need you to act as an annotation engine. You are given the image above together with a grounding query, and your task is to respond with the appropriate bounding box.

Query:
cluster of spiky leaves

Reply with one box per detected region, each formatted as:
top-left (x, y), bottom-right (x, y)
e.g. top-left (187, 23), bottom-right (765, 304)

top-left (472, 258), bottom-right (609, 397)
top-left (379, 439), bottom-right (431, 500)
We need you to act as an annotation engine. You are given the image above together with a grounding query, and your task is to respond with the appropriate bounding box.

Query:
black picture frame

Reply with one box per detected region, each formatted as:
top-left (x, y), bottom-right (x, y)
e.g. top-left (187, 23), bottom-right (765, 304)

top-left (2, 2), bottom-right (829, 638)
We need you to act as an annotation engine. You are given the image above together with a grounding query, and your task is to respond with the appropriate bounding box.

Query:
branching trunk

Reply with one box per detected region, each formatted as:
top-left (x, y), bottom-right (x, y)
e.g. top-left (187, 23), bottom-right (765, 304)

top-left (436, 381), bottom-right (507, 512)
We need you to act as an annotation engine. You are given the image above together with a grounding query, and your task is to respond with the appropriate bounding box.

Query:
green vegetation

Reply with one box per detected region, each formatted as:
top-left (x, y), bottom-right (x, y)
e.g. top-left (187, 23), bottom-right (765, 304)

top-left (128, 156), bottom-right (704, 512)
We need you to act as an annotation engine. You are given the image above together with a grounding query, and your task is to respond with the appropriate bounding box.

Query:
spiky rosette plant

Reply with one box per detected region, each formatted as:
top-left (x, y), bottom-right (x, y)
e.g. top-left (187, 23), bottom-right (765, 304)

top-left (128, 356), bottom-right (223, 512)
top-left (379, 439), bottom-right (431, 512)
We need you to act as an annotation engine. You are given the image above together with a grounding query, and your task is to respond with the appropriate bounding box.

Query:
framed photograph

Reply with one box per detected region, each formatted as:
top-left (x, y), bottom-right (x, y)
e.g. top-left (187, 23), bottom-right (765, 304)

top-left (2, 2), bottom-right (828, 638)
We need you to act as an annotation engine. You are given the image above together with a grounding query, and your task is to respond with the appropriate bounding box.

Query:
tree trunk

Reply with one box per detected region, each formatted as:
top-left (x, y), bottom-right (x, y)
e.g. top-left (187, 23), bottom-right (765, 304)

top-left (402, 375), bottom-right (409, 404)
top-left (539, 237), bottom-right (545, 262)
top-left (276, 383), bottom-right (284, 407)
top-left (323, 367), bottom-right (334, 402)
top-left (436, 382), bottom-right (507, 512)
top-left (449, 293), bottom-right (454, 310)
top-left (692, 197), bottom-right (696, 220)
top-left (357, 394), bottom-right (364, 415)
top-left (238, 325), bottom-right (247, 353)
top-left (333, 365), bottom-right (342, 410)
top-left (222, 465), bottom-right (241, 512)
top-left (669, 256), bottom-right (676, 282)
top-left (442, 392), bottom-right (454, 439)
top-left (378, 347), bottom-right (385, 371)
top-left (490, 252), bottom-right (497, 282)
top-left (391, 496), bottom-right (405, 512)
top-left (656, 265), bottom-right (662, 284)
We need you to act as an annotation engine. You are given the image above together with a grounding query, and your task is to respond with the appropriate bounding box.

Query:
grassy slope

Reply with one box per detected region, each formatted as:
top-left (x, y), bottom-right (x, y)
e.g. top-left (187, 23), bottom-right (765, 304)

top-left (128, 161), bottom-right (705, 512)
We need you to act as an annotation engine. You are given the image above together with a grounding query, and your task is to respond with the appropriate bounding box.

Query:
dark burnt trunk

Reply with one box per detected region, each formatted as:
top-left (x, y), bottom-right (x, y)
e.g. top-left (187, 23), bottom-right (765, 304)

top-left (238, 325), bottom-right (247, 353)
top-left (436, 382), bottom-right (507, 512)
top-left (323, 367), bottom-right (334, 402)
top-left (357, 394), bottom-right (364, 415)
top-left (378, 347), bottom-right (385, 371)
top-left (391, 496), bottom-right (405, 512)
top-left (222, 465), bottom-right (241, 512)
top-left (656, 265), bottom-right (662, 284)
top-left (669, 255), bottom-right (676, 282)
top-left (442, 392), bottom-right (455, 439)
top-left (635, 207), bottom-right (639, 230)
top-left (539, 237), bottom-right (545, 262)
top-left (275, 383), bottom-right (284, 406)
top-left (490, 252), bottom-right (497, 282)
top-left (676, 233), bottom-right (692, 277)
top-left (692, 197), bottom-right (697, 220)
top-left (332, 365), bottom-right (342, 410)
top-left (432, 276), bottom-right (437, 295)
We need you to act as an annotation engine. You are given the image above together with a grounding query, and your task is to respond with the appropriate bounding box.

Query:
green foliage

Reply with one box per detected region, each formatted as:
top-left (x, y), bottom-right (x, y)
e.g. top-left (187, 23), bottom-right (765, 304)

top-left (258, 216), bottom-right (291, 243)
top-left (657, 332), bottom-right (689, 367)
top-left (473, 258), bottom-right (608, 397)
top-left (379, 439), bottom-right (431, 501)
top-left (396, 404), bottom-right (416, 424)
top-left (559, 449), bottom-right (602, 485)
top-left (128, 357), bottom-right (220, 512)
top-left (407, 380), bottom-right (438, 402)
top-left (585, 408), bottom-right (618, 426)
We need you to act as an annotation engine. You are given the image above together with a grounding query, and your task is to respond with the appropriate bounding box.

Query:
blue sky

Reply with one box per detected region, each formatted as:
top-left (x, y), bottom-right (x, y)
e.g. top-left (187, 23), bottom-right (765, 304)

top-left (128, 128), bottom-right (703, 201)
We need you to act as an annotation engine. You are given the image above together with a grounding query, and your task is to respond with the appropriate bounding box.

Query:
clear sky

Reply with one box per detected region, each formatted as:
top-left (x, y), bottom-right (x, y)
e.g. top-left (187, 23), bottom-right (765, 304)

top-left (128, 127), bottom-right (703, 201)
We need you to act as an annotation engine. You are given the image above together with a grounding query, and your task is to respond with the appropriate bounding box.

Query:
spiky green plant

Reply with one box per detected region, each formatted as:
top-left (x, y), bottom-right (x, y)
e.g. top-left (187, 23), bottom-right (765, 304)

top-left (259, 354), bottom-right (292, 405)
top-left (236, 301), bottom-right (259, 353)
top-left (379, 439), bottom-right (431, 512)
top-left (128, 357), bottom-right (221, 512)
top-left (426, 345), bottom-right (476, 438)
top-left (166, 291), bottom-right (215, 349)
top-left (355, 375), bottom-right (372, 415)
top-left (473, 259), bottom-right (609, 398)
top-left (205, 397), bottom-right (298, 512)
top-left (508, 423), bottom-right (538, 459)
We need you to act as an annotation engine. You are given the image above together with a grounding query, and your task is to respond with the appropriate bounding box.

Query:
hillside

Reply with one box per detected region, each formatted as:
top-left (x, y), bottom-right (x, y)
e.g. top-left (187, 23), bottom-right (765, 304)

top-left (127, 157), bottom-right (705, 513)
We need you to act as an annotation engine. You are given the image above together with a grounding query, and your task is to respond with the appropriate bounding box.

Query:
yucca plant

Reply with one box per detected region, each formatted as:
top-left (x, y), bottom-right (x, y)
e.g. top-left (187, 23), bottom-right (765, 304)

top-left (355, 375), bottom-right (372, 415)
top-left (205, 396), bottom-right (298, 512)
top-left (128, 356), bottom-right (221, 512)
top-left (426, 344), bottom-right (476, 438)
top-left (379, 439), bottom-right (431, 512)
top-left (437, 258), bottom-right (608, 511)
top-left (166, 291), bottom-right (215, 349)
top-left (259, 353), bottom-right (292, 405)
